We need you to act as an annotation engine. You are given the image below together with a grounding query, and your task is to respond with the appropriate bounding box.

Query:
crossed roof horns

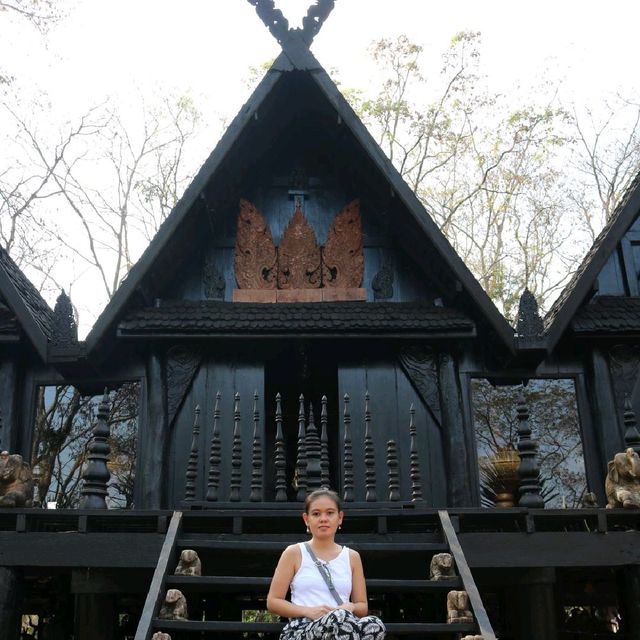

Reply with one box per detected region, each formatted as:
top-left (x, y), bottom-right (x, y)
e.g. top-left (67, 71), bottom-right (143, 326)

top-left (247, 0), bottom-right (336, 47)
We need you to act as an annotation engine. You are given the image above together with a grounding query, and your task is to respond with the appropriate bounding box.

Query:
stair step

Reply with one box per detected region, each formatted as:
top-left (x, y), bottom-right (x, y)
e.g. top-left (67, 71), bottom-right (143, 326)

top-left (153, 619), bottom-right (475, 634)
top-left (177, 538), bottom-right (448, 552)
top-left (166, 575), bottom-right (463, 591)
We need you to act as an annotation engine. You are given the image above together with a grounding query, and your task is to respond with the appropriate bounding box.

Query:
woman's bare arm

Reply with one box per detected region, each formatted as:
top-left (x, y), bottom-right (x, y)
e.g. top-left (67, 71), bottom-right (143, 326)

top-left (343, 549), bottom-right (368, 617)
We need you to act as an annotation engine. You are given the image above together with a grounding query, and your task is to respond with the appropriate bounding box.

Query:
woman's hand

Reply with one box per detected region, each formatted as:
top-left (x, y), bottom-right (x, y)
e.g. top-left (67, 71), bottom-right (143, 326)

top-left (303, 604), bottom-right (335, 620)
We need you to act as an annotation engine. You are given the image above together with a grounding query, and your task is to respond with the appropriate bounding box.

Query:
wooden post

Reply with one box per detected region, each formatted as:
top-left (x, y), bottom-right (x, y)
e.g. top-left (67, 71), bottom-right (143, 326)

top-left (516, 391), bottom-right (544, 509)
top-left (74, 594), bottom-right (116, 640)
top-left (320, 395), bottom-right (330, 488)
top-left (409, 404), bottom-right (423, 501)
top-left (622, 566), bottom-right (640, 640)
top-left (230, 393), bottom-right (242, 501)
top-left (623, 396), bottom-right (640, 454)
top-left (386, 439), bottom-right (400, 501)
top-left (274, 393), bottom-right (287, 501)
top-left (79, 390), bottom-right (111, 509)
top-left (295, 394), bottom-right (307, 501)
top-left (206, 392), bottom-right (222, 501)
top-left (250, 391), bottom-right (263, 501)
top-left (0, 567), bottom-right (21, 640)
top-left (517, 568), bottom-right (557, 640)
top-left (364, 391), bottom-right (376, 501)
top-left (343, 394), bottom-right (354, 502)
top-left (0, 360), bottom-right (17, 453)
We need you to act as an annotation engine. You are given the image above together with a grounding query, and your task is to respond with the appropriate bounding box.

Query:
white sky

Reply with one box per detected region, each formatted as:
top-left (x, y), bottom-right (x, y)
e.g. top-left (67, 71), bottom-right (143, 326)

top-left (2, 0), bottom-right (640, 334)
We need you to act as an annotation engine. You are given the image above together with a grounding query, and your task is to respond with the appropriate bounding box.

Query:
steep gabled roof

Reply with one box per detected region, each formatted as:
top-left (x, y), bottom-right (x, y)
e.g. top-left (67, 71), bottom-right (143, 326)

top-left (85, 33), bottom-right (515, 354)
top-left (544, 172), bottom-right (640, 349)
top-left (0, 246), bottom-right (53, 360)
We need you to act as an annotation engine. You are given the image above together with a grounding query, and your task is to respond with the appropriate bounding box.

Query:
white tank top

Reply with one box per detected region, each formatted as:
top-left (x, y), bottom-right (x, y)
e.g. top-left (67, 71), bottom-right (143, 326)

top-left (290, 542), bottom-right (352, 608)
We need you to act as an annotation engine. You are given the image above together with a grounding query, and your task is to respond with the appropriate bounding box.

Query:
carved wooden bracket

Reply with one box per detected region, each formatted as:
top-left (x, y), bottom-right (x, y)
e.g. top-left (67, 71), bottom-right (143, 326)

top-left (233, 198), bottom-right (364, 301)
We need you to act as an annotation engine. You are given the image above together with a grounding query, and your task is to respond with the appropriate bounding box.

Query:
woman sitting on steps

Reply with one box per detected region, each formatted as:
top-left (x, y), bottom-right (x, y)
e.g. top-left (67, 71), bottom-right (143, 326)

top-left (267, 488), bottom-right (386, 640)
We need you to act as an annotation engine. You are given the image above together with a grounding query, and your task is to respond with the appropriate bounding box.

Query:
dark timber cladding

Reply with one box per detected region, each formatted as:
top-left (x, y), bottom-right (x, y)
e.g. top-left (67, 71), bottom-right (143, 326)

top-left (3, 2), bottom-right (640, 640)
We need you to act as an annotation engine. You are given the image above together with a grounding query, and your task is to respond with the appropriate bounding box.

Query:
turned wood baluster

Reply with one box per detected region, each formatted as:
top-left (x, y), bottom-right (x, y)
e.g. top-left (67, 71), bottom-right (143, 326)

top-left (230, 392), bottom-right (242, 502)
top-left (516, 391), bottom-right (544, 508)
top-left (343, 394), bottom-right (354, 502)
top-left (623, 395), bottom-right (640, 454)
top-left (320, 395), bottom-right (330, 488)
top-left (250, 391), bottom-right (263, 502)
top-left (364, 391), bottom-right (377, 501)
top-left (306, 405), bottom-right (322, 490)
top-left (387, 439), bottom-right (400, 501)
top-left (184, 405), bottom-right (200, 501)
top-left (295, 394), bottom-right (308, 502)
top-left (409, 404), bottom-right (423, 501)
top-left (206, 392), bottom-right (222, 501)
top-left (274, 393), bottom-right (287, 502)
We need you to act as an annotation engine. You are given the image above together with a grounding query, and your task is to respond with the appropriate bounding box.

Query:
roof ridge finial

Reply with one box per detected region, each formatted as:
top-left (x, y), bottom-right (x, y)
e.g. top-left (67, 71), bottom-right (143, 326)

top-left (247, 0), bottom-right (335, 47)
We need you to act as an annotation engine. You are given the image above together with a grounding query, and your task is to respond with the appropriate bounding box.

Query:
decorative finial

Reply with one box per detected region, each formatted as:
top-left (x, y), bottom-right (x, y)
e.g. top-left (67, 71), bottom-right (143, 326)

top-left (516, 288), bottom-right (543, 338)
top-left (516, 390), bottom-right (545, 508)
top-left (52, 290), bottom-right (78, 346)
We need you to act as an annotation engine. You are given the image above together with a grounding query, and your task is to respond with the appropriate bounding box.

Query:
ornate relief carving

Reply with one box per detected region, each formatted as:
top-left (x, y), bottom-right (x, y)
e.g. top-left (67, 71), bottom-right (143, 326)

top-left (277, 201), bottom-right (322, 289)
top-left (322, 199), bottom-right (364, 288)
top-left (609, 344), bottom-right (640, 414)
top-left (52, 290), bottom-right (78, 346)
top-left (203, 255), bottom-right (225, 300)
top-left (166, 346), bottom-right (202, 429)
top-left (516, 288), bottom-right (543, 337)
top-left (398, 346), bottom-right (442, 427)
top-left (234, 199), bottom-right (277, 289)
top-left (372, 259), bottom-right (394, 300)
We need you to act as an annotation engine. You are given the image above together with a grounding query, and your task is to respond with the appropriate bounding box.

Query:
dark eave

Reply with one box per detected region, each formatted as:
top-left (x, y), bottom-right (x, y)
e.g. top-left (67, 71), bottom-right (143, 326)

top-left (544, 172), bottom-right (640, 350)
top-left (0, 247), bottom-right (52, 361)
top-left (570, 295), bottom-right (640, 336)
top-left (117, 300), bottom-right (476, 339)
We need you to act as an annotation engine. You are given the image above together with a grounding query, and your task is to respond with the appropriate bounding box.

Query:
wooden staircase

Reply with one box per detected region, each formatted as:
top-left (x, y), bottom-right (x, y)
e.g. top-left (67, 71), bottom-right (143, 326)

top-left (135, 507), bottom-right (496, 639)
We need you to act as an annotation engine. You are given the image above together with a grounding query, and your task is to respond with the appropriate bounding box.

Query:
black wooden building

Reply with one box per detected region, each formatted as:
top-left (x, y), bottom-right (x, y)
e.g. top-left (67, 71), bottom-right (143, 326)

top-left (1, 3), bottom-right (639, 639)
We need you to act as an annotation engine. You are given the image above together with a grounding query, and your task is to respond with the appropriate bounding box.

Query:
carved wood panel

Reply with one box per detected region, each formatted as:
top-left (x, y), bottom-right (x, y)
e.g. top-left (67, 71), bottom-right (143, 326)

top-left (277, 201), bottom-right (322, 289)
top-left (609, 344), bottom-right (640, 416)
top-left (322, 199), bottom-right (364, 288)
top-left (166, 346), bottom-right (203, 429)
top-left (234, 199), bottom-right (277, 289)
top-left (398, 346), bottom-right (442, 428)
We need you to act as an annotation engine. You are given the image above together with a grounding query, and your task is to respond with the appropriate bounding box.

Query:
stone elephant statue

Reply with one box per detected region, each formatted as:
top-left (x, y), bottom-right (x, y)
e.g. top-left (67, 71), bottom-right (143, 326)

top-left (0, 451), bottom-right (34, 508)
top-left (606, 448), bottom-right (640, 508)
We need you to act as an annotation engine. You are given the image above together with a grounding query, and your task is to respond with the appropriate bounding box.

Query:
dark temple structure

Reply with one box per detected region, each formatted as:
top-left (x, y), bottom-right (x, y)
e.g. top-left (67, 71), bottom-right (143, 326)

top-left (0, 2), bottom-right (639, 639)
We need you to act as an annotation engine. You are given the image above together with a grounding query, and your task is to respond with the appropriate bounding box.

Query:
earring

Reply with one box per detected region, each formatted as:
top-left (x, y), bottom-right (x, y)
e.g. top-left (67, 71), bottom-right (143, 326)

top-left (338, 524), bottom-right (342, 530)
top-left (306, 526), bottom-right (310, 533)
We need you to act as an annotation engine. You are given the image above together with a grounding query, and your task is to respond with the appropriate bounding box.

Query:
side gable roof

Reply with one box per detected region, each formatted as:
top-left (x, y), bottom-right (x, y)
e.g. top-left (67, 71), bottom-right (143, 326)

top-left (85, 35), bottom-right (515, 354)
top-left (544, 171), bottom-right (640, 349)
top-left (0, 246), bottom-right (53, 360)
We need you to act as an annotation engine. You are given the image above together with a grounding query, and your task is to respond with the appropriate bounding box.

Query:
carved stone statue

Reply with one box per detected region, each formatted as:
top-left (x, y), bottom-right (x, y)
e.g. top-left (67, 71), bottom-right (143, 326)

top-left (158, 589), bottom-right (188, 621)
top-left (447, 590), bottom-right (473, 624)
top-left (0, 451), bottom-right (34, 507)
top-left (175, 549), bottom-right (202, 576)
top-left (152, 633), bottom-right (172, 640)
top-left (430, 553), bottom-right (456, 581)
top-left (605, 448), bottom-right (640, 508)
top-left (582, 491), bottom-right (598, 508)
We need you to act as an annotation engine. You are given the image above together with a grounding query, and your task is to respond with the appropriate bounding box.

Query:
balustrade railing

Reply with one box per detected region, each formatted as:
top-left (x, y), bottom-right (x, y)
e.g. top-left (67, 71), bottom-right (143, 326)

top-left (181, 391), bottom-right (425, 505)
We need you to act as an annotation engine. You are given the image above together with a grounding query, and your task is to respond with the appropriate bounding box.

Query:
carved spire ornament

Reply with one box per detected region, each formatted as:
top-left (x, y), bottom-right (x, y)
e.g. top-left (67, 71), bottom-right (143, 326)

top-left (295, 394), bottom-right (308, 501)
top-left (277, 201), bottom-right (322, 289)
top-left (516, 391), bottom-right (545, 508)
top-left (320, 395), bottom-right (330, 488)
top-left (250, 391), bottom-right (263, 502)
top-left (364, 392), bottom-right (377, 501)
top-left (274, 393), bottom-right (287, 501)
top-left (343, 394), bottom-right (354, 502)
top-left (516, 288), bottom-right (544, 338)
top-left (80, 390), bottom-right (112, 509)
top-left (305, 405), bottom-right (322, 490)
top-left (322, 200), bottom-right (364, 288)
top-left (184, 405), bottom-right (201, 501)
top-left (230, 393), bottom-right (242, 501)
top-left (409, 404), bottom-right (423, 501)
top-left (387, 439), bottom-right (400, 501)
top-left (206, 392), bottom-right (222, 501)
top-left (52, 290), bottom-right (78, 346)
top-left (234, 199), bottom-right (277, 289)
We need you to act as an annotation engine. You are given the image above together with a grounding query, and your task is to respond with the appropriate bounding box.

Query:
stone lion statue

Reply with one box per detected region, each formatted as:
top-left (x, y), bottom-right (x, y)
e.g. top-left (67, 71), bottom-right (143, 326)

top-left (0, 451), bottom-right (34, 508)
top-left (152, 633), bottom-right (172, 640)
top-left (175, 549), bottom-right (201, 576)
top-left (447, 590), bottom-right (473, 624)
top-left (430, 553), bottom-right (456, 581)
top-left (605, 448), bottom-right (640, 508)
top-left (158, 589), bottom-right (188, 621)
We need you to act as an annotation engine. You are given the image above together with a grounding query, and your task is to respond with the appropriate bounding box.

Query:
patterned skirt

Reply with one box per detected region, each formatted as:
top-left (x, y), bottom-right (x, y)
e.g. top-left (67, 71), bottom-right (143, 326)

top-left (280, 609), bottom-right (386, 640)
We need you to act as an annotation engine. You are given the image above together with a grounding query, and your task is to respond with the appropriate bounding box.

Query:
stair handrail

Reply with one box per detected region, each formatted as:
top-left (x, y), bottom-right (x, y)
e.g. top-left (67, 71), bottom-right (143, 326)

top-left (135, 510), bottom-right (183, 640)
top-left (438, 510), bottom-right (497, 640)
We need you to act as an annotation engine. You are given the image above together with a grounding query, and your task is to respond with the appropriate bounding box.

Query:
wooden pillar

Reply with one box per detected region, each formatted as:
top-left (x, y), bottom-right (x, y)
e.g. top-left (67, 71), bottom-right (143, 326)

top-left (74, 594), bottom-right (116, 640)
top-left (517, 568), bottom-right (557, 640)
top-left (622, 566), bottom-right (640, 640)
top-left (0, 567), bottom-right (22, 640)
top-left (438, 352), bottom-right (473, 506)
top-left (136, 350), bottom-right (167, 509)
top-left (0, 360), bottom-right (18, 452)
top-left (588, 349), bottom-right (623, 464)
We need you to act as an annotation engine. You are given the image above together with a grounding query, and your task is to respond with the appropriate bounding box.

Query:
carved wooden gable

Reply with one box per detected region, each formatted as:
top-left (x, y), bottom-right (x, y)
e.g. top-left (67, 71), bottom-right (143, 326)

top-left (233, 198), bottom-right (365, 302)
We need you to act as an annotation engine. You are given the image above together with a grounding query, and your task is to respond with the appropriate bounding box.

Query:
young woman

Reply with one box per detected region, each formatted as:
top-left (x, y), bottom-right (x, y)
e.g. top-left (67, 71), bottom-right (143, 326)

top-left (267, 488), bottom-right (386, 640)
